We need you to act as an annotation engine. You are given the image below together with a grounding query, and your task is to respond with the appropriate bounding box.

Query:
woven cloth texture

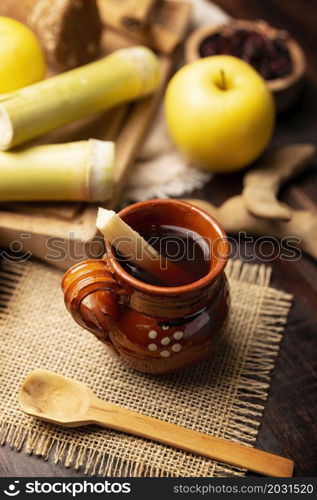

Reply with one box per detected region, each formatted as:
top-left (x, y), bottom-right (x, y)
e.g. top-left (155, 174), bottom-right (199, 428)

top-left (0, 258), bottom-right (292, 477)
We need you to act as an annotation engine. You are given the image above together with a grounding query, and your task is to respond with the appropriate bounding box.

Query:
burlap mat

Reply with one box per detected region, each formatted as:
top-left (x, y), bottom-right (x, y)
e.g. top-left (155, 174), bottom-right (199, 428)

top-left (0, 258), bottom-right (292, 477)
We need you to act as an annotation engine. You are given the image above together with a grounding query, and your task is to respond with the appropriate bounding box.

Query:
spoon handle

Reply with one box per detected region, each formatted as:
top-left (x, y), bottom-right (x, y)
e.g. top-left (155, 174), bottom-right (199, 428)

top-left (87, 398), bottom-right (293, 477)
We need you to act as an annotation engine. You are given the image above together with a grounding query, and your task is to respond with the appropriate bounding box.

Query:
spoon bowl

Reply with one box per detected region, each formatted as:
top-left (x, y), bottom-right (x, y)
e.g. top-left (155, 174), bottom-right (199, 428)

top-left (19, 369), bottom-right (93, 425)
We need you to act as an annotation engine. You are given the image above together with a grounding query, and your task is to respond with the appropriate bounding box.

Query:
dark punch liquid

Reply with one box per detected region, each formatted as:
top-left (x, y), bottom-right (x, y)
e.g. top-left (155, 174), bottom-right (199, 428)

top-left (115, 224), bottom-right (210, 287)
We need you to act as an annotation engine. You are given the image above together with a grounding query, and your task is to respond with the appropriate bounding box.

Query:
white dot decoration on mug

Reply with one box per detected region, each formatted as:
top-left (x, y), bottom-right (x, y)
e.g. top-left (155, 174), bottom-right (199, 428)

top-left (171, 343), bottom-right (182, 352)
top-left (148, 330), bottom-right (157, 339)
top-left (147, 329), bottom-right (184, 358)
top-left (161, 336), bottom-right (170, 346)
top-left (148, 343), bottom-right (157, 351)
top-left (160, 350), bottom-right (170, 358)
top-left (173, 331), bottom-right (184, 340)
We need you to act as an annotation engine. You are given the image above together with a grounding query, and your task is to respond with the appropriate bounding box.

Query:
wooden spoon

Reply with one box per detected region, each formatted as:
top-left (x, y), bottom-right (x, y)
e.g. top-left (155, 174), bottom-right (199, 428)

top-left (19, 370), bottom-right (294, 477)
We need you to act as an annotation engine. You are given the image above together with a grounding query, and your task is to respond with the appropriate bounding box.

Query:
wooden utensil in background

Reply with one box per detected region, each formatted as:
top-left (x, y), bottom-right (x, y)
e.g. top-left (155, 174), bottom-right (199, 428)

top-left (19, 370), bottom-right (294, 477)
top-left (99, 1), bottom-right (188, 54)
top-left (98, 0), bottom-right (158, 32)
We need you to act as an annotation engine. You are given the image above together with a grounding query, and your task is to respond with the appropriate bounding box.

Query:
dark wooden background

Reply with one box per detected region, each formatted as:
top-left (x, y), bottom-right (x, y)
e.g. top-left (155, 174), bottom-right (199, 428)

top-left (1, 0), bottom-right (316, 477)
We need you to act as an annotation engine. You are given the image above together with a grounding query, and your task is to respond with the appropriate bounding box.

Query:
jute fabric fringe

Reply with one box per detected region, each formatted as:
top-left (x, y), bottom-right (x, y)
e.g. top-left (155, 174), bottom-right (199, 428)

top-left (0, 259), bottom-right (292, 476)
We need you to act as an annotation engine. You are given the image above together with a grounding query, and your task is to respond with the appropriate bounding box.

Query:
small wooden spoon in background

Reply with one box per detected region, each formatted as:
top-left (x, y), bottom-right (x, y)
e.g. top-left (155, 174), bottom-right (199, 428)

top-left (19, 370), bottom-right (294, 477)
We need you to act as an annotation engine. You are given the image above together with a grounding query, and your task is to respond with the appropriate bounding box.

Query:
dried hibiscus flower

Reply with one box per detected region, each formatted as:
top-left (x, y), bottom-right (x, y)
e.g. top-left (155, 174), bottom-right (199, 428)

top-left (199, 20), bottom-right (293, 80)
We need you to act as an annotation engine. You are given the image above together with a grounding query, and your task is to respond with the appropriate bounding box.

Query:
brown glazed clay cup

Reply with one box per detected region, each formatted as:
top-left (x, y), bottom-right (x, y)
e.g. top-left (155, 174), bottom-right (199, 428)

top-left (62, 199), bottom-right (230, 374)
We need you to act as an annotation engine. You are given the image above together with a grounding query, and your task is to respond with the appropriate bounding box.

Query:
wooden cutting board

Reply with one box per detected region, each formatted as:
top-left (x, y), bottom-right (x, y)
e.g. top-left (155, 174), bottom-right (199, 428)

top-left (0, 1), bottom-right (191, 270)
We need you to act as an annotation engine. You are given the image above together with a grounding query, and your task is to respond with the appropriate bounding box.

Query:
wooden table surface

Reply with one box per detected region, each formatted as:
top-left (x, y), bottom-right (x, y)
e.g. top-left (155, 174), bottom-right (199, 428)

top-left (1, 0), bottom-right (316, 478)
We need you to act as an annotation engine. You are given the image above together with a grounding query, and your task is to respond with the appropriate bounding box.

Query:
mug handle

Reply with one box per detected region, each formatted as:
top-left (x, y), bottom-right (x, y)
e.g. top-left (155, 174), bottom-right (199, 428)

top-left (62, 258), bottom-right (124, 343)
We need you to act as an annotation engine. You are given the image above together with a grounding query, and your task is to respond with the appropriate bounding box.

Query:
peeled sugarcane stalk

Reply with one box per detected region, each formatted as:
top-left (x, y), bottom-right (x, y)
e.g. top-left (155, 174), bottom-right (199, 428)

top-left (0, 140), bottom-right (114, 202)
top-left (0, 46), bottom-right (160, 151)
top-left (96, 208), bottom-right (193, 286)
top-left (0, 0), bottom-right (103, 70)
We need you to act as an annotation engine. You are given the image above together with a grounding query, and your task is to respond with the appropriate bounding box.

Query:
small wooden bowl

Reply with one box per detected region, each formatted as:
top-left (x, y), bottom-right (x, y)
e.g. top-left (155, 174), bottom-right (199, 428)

top-left (185, 20), bottom-right (306, 113)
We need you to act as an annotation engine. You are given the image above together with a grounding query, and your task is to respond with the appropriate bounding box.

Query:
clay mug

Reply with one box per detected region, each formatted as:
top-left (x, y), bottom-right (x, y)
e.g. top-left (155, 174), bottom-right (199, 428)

top-left (62, 199), bottom-right (230, 374)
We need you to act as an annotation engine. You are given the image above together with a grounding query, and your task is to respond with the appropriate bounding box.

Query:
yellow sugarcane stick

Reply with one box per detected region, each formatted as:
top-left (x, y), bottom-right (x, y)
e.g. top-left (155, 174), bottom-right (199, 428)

top-left (0, 46), bottom-right (160, 150)
top-left (0, 139), bottom-right (114, 202)
top-left (96, 208), bottom-right (194, 286)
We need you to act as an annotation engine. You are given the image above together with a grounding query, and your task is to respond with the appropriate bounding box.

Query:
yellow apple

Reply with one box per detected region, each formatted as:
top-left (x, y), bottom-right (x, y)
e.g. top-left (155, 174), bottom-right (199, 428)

top-left (0, 17), bottom-right (45, 93)
top-left (164, 55), bottom-right (275, 172)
